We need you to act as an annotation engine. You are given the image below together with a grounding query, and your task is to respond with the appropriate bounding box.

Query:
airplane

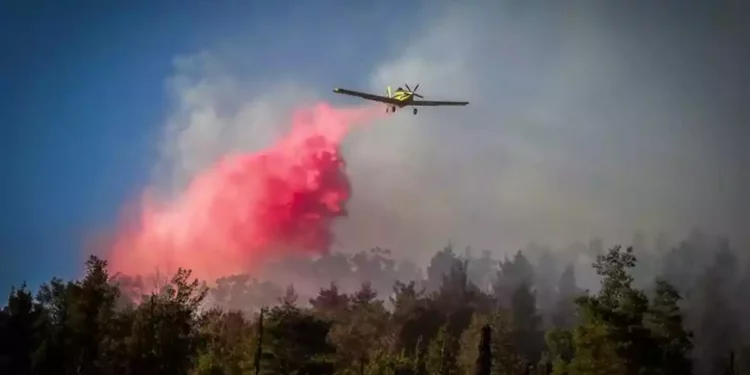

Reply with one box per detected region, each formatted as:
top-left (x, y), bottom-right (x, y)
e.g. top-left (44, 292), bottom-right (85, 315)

top-left (333, 83), bottom-right (468, 115)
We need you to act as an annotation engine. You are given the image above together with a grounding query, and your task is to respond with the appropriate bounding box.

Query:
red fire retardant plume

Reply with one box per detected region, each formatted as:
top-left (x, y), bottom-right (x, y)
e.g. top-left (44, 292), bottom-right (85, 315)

top-left (107, 103), bottom-right (382, 282)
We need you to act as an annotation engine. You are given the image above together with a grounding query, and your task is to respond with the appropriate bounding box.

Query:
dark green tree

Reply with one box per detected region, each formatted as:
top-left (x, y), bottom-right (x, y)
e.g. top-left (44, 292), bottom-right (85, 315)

top-left (0, 283), bottom-right (44, 375)
top-left (489, 313), bottom-right (525, 375)
top-left (510, 281), bottom-right (544, 365)
top-left (261, 303), bottom-right (335, 374)
top-left (645, 279), bottom-right (693, 375)
top-left (254, 308), bottom-right (265, 375)
top-left (73, 256), bottom-right (121, 374)
top-left (544, 328), bottom-right (573, 367)
top-left (310, 282), bottom-right (349, 320)
top-left (193, 309), bottom-right (255, 375)
top-left (33, 278), bottom-right (78, 374)
top-left (476, 324), bottom-right (492, 375)
top-left (32, 256), bottom-right (123, 375)
top-left (426, 324), bottom-right (459, 375)
top-left (329, 282), bottom-right (389, 374)
top-left (126, 268), bottom-right (207, 375)
top-left (562, 246), bottom-right (660, 375)
top-left (391, 282), bottom-right (443, 356)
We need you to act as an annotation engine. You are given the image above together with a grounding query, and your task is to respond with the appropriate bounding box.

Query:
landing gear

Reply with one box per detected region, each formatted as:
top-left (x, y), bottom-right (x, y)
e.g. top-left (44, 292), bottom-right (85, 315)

top-left (413, 108), bottom-right (418, 115)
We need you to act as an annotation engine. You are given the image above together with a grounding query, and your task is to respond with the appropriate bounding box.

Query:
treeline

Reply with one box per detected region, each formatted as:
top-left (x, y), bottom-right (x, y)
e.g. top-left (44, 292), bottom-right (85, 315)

top-left (1, 231), bottom-right (748, 374)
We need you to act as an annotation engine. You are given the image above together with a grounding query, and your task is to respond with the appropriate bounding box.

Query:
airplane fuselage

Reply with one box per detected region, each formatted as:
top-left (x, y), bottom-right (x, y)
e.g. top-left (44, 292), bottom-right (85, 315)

top-left (386, 86), bottom-right (418, 113)
top-left (390, 90), bottom-right (414, 107)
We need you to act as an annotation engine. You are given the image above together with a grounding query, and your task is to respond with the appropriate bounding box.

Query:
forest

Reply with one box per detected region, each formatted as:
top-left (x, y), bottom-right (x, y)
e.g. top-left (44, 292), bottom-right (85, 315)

top-left (1, 229), bottom-right (748, 375)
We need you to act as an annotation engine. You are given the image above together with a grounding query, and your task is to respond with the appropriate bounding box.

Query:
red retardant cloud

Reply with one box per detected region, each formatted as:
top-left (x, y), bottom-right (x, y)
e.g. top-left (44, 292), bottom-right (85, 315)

top-left (106, 103), bottom-right (383, 282)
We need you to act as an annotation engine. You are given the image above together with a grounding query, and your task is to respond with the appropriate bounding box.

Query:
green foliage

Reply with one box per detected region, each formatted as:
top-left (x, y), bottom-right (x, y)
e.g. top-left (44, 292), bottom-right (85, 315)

top-left (563, 321), bottom-right (626, 375)
top-left (459, 314), bottom-right (487, 374)
top-left (126, 268), bottom-right (208, 374)
top-left (557, 246), bottom-right (693, 375)
top-left (365, 348), bottom-right (419, 375)
top-left (426, 324), bottom-right (460, 375)
top-left (261, 303), bottom-right (335, 374)
top-left (0, 283), bottom-right (44, 374)
top-left (390, 281), bottom-right (444, 357)
top-left (4, 235), bottom-right (741, 375)
top-left (310, 282), bottom-right (350, 319)
top-left (545, 328), bottom-right (573, 364)
top-left (646, 280), bottom-right (692, 375)
top-left (328, 282), bottom-right (390, 374)
top-left (476, 324), bottom-right (492, 375)
top-left (193, 310), bottom-right (255, 375)
top-left (488, 313), bottom-right (526, 375)
top-left (510, 281), bottom-right (543, 364)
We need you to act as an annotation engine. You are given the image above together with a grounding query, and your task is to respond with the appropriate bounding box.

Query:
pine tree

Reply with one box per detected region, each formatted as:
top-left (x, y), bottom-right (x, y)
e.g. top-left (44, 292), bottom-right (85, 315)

top-left (254, 308), bottom-right (264, 375)
top-left (475, 324), bottom-right (492, 375)
top-left (427, 325), bottom-right (459, 375)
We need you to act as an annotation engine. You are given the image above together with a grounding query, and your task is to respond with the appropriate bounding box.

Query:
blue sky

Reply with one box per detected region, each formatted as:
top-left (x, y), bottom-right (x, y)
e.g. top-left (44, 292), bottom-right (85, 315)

top-left (1, 1), bottom-right (422, 290)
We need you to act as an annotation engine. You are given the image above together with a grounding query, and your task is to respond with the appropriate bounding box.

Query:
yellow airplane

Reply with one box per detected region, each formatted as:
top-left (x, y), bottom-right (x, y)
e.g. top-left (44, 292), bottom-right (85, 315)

top-left (333, 83), bottom-right (468, 115)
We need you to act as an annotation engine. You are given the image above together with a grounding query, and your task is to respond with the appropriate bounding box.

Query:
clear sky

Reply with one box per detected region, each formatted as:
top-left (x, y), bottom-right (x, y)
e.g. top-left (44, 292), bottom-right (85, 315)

top-left (3, 1), bottom-right (749, 292)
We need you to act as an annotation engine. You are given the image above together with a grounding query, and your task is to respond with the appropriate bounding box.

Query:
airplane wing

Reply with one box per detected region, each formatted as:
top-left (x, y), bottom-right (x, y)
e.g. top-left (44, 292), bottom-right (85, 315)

top-left (412, 100), bottom-right (469, 106)
top-left (333, 88), bottom-right (400, 105)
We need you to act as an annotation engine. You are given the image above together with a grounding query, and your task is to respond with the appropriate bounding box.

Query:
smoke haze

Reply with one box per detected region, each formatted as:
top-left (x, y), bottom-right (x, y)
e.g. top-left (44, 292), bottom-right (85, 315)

top-left (137, 2), bottom-right (748, 275)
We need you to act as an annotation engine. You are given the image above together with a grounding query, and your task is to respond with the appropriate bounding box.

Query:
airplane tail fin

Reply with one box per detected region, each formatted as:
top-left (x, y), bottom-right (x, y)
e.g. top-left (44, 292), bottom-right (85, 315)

top-left (387, 86), bottom-right (392, 98)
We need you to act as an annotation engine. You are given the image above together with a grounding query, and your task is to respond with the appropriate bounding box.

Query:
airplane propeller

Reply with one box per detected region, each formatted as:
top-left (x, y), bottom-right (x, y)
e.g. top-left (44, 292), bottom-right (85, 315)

top-left (404, 83), bottom-right (424, 98)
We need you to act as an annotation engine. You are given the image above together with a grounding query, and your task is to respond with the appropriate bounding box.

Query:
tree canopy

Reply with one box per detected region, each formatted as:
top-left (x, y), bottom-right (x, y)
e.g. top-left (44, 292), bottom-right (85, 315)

top-left (1, 230), bottom-right (746, 375)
